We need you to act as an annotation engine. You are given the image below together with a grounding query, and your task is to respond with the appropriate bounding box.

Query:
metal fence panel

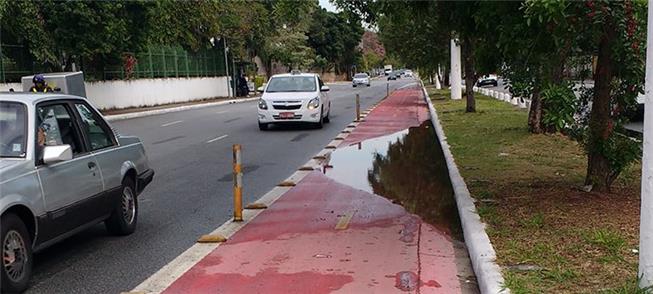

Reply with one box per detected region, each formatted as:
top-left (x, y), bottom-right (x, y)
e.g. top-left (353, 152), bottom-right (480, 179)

top-left (1, 44), bottom-right (227, 82)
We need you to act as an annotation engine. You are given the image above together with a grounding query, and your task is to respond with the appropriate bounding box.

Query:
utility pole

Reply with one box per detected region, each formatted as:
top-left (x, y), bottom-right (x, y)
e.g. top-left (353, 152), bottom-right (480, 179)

top-left (640, 1), bottom-right (653, 288)
top-left (223, 38), bottom-right (232, 97)
top-left (450, 38), bottom-right (462, 100)
top-left (232, 51), bottom-right (236, 97)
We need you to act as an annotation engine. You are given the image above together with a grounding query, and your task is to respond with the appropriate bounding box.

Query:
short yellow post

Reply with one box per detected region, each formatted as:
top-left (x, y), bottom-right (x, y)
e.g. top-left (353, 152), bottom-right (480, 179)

top-left (233, 144), bottom-right (243, 222)
top-left (355, 94), bottom-right (360, 122)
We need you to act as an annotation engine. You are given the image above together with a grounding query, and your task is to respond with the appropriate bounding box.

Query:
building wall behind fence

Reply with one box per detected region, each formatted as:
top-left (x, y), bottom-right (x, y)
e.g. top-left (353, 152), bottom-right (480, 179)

top-left (1, 76), bottom-right (230, 110)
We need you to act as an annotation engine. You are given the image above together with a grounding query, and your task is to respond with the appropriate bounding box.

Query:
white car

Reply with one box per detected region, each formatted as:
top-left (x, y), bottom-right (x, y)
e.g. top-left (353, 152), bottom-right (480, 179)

top-left (257, 72), bottom-right (331, 130)
top-left (404, 70), bottom-right (413, 77)
top-left (352, 73), bottom-right (370, 87)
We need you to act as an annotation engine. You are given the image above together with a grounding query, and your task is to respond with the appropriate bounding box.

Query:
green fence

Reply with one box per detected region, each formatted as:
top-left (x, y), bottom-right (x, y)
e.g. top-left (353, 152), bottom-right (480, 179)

top-left (0, 43), bottom-right (48, 83)
top-left (102, 46), bottom-right (228, 80)
top-left (0, 44), bottom-right (227, 83)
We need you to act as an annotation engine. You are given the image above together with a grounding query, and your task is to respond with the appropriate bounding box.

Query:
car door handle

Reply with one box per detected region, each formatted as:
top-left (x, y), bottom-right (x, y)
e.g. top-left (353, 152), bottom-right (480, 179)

top-left (88, 162), bottom-right (96, 169)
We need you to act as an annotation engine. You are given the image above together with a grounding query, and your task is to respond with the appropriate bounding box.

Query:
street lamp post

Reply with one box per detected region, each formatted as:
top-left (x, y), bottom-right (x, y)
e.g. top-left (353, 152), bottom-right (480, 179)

top-left (640, 1), bottom-right (653, 288)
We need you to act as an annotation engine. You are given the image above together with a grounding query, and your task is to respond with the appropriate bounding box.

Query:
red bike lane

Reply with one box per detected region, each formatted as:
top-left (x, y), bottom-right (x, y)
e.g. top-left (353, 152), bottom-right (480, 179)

top-left (161, 85), bottom-right (471, 293)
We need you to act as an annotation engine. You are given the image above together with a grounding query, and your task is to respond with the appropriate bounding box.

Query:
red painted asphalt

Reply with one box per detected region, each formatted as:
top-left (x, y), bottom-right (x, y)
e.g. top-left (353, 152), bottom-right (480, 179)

top-left (162, 86), bottom-right (465, 293)
top-left (341, 86), bottom-right (431, 147)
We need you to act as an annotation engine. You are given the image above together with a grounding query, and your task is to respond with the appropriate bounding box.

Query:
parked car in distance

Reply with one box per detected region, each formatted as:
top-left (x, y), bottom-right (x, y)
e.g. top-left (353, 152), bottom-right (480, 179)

top-left (352, 73), bottom-right (371, 87)
top-left (387, 73), bottom-right (398, 81)
top-left (404, 70), bottom-right (414, 78)
top-left (477, 74), bottom-right (499, 87)
top-left (0, 93), bottom-right (154, 292)
top-left (257, 71), bottom-right (331, 130)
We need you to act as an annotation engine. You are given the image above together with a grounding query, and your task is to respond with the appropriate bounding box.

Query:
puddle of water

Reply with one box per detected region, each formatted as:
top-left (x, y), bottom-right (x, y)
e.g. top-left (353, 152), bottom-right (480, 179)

top-left (324, 120), bottom-right (463, 241)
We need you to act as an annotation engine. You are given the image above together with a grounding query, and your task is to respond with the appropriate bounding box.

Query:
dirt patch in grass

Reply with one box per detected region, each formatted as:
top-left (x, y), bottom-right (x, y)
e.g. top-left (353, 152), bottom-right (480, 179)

top-left (427, 86), bottom-right (643, 293)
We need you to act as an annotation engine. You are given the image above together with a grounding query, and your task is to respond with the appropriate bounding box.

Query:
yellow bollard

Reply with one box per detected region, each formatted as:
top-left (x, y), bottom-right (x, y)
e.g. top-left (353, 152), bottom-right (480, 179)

top-left (355, 94), bottom-right (360, 122)
top-left (233, 144), bottom-right (243, 222)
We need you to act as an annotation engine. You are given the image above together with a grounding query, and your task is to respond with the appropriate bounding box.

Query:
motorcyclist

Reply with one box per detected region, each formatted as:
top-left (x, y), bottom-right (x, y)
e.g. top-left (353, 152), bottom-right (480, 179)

top-left (29, 74), bottom-right (54, 93)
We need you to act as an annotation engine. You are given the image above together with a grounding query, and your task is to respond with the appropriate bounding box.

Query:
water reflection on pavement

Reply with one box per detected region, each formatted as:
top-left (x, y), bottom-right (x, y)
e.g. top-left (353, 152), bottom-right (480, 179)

top-left (324, 120), bottom-right (463, 241)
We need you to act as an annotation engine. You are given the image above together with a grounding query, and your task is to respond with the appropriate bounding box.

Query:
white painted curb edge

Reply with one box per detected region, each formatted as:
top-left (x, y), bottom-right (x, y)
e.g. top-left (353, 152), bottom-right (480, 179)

top-left (104, 97), bottom-right (259, 122)
top-left (421, 82), bottom-right (509, 294)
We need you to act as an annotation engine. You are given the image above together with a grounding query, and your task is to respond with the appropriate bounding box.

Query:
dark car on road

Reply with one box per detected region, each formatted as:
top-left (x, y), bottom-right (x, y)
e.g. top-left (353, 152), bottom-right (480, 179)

top-left (387, 73), bottom-right (398, 81)
top-left (476, 74), bottom-right (499, 87)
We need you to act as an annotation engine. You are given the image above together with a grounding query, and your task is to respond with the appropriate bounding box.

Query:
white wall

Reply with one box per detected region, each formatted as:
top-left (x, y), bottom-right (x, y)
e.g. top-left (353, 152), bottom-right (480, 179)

top-left (86, 77), bottom-right (230, 110)
top-left (1, 77), bottom-right (230, 110)
top-left (0, 83), bottom-right (21, 92)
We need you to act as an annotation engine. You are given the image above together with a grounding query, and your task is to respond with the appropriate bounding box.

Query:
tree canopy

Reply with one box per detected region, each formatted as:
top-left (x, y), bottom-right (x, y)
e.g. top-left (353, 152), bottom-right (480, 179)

top-left (336, 0), bottom-right (648, 191)
top-left (0, 0), bottom-right (366, 80)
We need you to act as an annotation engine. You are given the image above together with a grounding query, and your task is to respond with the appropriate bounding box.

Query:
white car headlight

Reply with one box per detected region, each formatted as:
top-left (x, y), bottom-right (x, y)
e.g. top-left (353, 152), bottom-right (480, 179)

top-left (258, 99), bottom-right (268, 110)
top-left (307, 97), bottom-right (320, 110)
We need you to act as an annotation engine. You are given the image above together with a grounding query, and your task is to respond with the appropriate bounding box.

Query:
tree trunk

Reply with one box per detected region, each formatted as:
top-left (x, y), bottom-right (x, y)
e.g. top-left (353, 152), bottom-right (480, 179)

top-left (585, 23), bottom-right (616, 192)
top-left (462, 36), bottom-right (476, 113)
top-left (265, 59), bottom-right (272, 80)
top-left (528, 85), bottom-right (544, 134)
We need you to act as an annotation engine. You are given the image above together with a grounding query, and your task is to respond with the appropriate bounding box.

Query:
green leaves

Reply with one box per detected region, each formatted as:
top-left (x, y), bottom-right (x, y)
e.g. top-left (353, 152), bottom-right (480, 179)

top-left (540, 83), bottom-right (577, 132)
top-left (307, 8), bottom-right (364, 73)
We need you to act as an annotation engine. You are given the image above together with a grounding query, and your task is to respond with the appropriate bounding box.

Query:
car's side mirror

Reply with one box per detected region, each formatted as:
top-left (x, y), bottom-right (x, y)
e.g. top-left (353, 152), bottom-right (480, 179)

top-left (320, 86), bottom-right (330, 92)
top-left (257, 86), bottom-right (265, 93)
top-left (43, 145), bottom-right (73, 164)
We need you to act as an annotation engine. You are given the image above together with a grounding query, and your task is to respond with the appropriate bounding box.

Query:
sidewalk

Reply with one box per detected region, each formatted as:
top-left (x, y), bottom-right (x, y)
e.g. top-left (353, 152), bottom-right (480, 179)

top-left (147, 86), bottom-right (477, 293)
top-left (102, 96), bottom-right (259, 121)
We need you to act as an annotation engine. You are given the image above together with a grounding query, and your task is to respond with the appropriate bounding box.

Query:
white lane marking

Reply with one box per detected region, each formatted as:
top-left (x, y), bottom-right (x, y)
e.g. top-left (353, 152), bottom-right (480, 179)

top-left (216, 111), bottom-right (227, 114)
top-left (206, 134), bottom-right (229, 143)
top-left (161, 120), bottom-right (183, 127)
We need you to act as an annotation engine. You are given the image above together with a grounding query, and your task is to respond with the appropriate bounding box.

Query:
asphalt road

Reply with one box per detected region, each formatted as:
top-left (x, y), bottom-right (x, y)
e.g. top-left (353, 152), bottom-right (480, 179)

top-left (25, 78), bottom-right (415, 294)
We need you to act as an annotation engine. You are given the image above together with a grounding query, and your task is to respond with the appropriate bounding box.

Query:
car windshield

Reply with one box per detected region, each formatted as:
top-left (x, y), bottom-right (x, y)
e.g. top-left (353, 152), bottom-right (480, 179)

top-left (0, 101), bottom-right (27, 158)
top-left (354, 74), bottom-right (368, 78)
top-left (266, 76), bottom-right (316, 92)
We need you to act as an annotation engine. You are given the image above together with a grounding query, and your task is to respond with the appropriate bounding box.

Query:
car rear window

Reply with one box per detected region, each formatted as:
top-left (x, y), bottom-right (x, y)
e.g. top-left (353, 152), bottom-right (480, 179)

top-left (266, 76), bottom-right (316, 93)
top-left (354, 74), bottom-right (368, 78)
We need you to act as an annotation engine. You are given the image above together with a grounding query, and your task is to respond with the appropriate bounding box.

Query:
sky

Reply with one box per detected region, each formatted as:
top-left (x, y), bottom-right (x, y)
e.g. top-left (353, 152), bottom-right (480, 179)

top-left (319, 0), bottom-right (338, 12)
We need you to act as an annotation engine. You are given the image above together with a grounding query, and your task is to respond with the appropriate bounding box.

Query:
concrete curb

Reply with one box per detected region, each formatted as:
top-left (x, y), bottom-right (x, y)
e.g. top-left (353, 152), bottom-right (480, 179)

top-left (420, 82), bottom-right (508, 294)
top-left (104, 97), bottom-right (259, 122)
top-left (474, 87), bottom-right (530, 110)
top-left (130, 104), bottom-right (379, 294)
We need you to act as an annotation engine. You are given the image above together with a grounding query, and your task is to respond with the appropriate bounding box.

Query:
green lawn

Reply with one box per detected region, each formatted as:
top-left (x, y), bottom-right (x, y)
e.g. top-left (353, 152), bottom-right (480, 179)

top-left (428, 87), bottom-right (644, 293)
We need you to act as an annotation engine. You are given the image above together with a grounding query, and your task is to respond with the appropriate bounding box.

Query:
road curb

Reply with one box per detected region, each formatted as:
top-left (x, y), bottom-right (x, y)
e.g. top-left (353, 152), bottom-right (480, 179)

top-left (420, 81), bottom-right (509, 294)
top-left (104, 97), bottom-right (260, 122)
top-left (130, 104), bottom-right (378, 294)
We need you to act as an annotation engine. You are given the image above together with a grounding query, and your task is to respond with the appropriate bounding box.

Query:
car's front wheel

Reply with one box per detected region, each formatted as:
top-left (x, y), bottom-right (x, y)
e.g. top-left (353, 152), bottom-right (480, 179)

top-left (105, 177), bottom-right (138, 236)
top-left (324, 103), bottom-right (331, 123)
top-left (258, 122), bottom-right (268, 131)
top-left (1, 213), bottom-right (33, 293)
